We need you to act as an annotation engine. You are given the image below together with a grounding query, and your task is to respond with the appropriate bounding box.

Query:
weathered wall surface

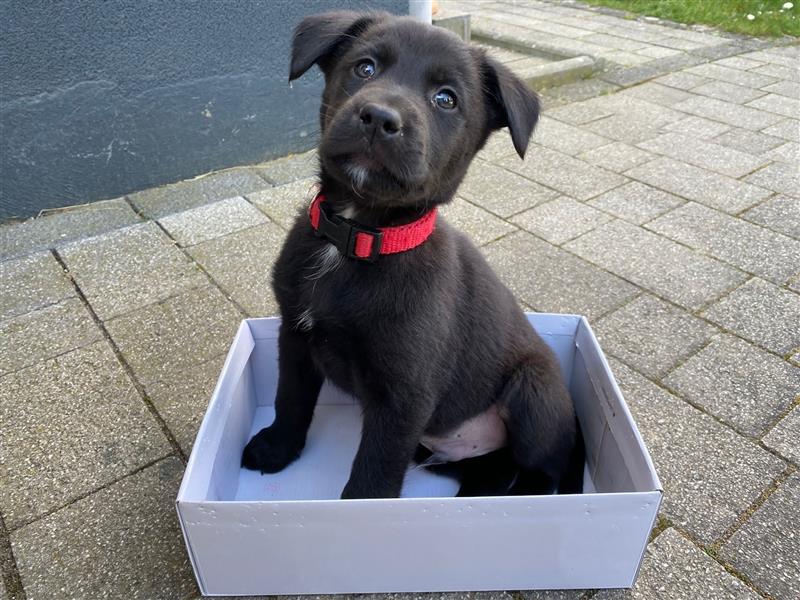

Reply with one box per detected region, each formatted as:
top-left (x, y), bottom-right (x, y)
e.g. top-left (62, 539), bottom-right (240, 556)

top-left (0, 0), bottom-right (404, 219)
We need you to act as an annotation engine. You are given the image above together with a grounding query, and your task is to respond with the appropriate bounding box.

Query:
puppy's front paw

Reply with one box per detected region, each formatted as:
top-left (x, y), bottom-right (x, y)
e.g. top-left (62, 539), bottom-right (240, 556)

top-left (241, 426), bottom-right (302, 474)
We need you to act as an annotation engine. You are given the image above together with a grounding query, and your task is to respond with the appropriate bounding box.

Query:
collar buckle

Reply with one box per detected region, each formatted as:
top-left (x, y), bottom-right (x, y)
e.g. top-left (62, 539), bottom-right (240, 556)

top-left (315, 201), bottom-right (384, 263)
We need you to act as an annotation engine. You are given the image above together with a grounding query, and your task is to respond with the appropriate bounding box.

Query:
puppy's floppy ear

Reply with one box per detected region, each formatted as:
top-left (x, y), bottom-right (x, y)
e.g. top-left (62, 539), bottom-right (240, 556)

top-left (477, 51), bottom-right (540, 159)
top-left (290, 11), bottom-right (380, 82)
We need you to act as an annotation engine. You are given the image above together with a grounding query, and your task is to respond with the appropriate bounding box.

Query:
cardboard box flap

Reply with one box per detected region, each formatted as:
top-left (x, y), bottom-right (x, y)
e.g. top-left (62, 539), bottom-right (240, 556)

top-left (575, 318), bottom-right (662, 493)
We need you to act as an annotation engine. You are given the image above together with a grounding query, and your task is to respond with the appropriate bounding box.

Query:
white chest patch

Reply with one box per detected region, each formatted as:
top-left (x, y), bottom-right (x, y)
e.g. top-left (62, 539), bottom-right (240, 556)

top-left (420, 403), bottom-right (508, 463)
top-left (306, 243), bottom-right (342, 280)
top-left (344, 164), bottom-right (369, 189)
top-left (337, 203), bottom-right (357, 220)
top-left (295, 308), bottom-right (314, 331)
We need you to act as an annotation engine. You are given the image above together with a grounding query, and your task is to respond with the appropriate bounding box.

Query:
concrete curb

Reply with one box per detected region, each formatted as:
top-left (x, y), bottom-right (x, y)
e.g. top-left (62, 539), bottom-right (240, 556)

top-left (517, 55), bottom-right (597, 89)
top-left (471, 28), bottom-right (599, 89)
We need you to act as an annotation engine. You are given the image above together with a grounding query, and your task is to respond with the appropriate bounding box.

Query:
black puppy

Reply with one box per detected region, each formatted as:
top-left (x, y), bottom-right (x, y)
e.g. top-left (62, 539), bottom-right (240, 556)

top-left (242, 11), bottom-right (583, 498)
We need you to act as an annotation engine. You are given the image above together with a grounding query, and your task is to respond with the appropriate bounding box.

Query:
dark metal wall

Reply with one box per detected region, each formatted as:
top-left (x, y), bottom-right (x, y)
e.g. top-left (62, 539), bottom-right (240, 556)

top-left (0, 0), bottom-right (404, 219)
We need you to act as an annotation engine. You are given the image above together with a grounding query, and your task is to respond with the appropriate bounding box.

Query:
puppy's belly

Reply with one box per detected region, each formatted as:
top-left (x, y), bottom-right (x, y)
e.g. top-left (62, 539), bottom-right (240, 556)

top-left (421, 403), bottom-right (507, 462)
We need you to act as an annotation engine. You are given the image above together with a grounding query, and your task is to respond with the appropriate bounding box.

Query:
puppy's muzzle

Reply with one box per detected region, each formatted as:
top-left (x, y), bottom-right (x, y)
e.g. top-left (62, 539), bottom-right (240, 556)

top-left (359, 103), bottom-right (402, 141)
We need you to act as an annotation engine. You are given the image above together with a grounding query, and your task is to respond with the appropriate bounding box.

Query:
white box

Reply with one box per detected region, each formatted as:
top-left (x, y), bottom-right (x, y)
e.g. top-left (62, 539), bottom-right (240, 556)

top-left (177, 314), bottom-right (662, 596)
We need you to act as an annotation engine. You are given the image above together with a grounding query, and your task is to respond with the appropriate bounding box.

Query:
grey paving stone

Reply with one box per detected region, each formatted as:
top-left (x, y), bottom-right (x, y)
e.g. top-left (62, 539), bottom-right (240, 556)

top-left (565, 219), bottom-right (747, 310)
top-left (532, 116), bottom-right (611, 156)
top-left (441, 198), bottom-right (517, 247)
top-left (636, 46), bottom-right (682, 59)
top-left (721, 473), bottom-right (800, 600)
top-left (354, 592), bottom-right (472, 600)
top-left (595, 528), bottom-right (759, 600)
top-left (647, 202), bottom-right (800, 285)
top-left (600, 49), bottom-right (654, 67)
top-left (601, 64), bottom-right (664, 88)
top-left (714, 56), bottom-right (766, 71)
top-left (0, 298), bottom-right (101, 376)
top-left (11, 457), bottom-right (196, 600)
top-left (746, 92), bottom-right (800, 118)
top-left (188, 222), bottom-right (286, 317)
top-left (653, 71), bottom-right (711, 90)
top-left (476, 128), bottom-right (520, 162)
top-left (761, 79), bottom-right (800, 100)
top-left (761, 118), bottom-right (800, 143)
top-left (625, 157), bottom-right (771, 214)
top-left (764, 140), bottom-right (799, 164)
top-left (0, 198), bottom-right (141, 261)
top-left (580, 97), bottom-right (685, 144)
top-left (543, 99), bottom-right (616, 126)
top-left (666, 334), bottom-right (800, 436)
top-left (763, 406), bottom-right (800, 465)
top-left (518, 592), bottom-right (584, 600)
top-left (587, 181), bottom-right (684, 225)
top-left (59, 222), bottom-right (206, 321)
top-left (638, 132), bottom-right (767, 179)
top-left (663, 115), bottom-right (732, 140)
top-left (595, 293), bottom-right (716, 379)
top-left (158, 196), bottom-right (268, 247)
top-left (618, 82), bottom-right (694, 107)
top-left (247, 177), bottom-right (319, 230)
top-left (744, 162), bottom-right (799, 198)
top-left (672, 95), bottom-right (783, 131)
top-left (609, 359), bottom-right (786, 543)
top-left (129, 168), bottom-right (270, 219)
top-left (703, 278), bottom-right (800, 355)
top-left (481, 11), bottom-right (598, 42)
top-left (691, 79), bottom-right (767, 105)
top-left (254, 149), bottom-right (319, 186)
top-left (457, 160), bottom-right (559, 218)
top-left (482, 231), bottom-right (638, 320)
top-left (578, 141), bottom-right (654, 173)
top-left (146, 354), bottom-right (226, 455)
top-left (0, 251), bottom-right (74, 321)
top-left (582, 114), bottom-right (660, 145)
top-left (763, 45), bottom-right (800, 58)
top-left (742, 49), bottom-right (799, 69)
top-left (539, 78), bottom-right (620, 110)
top-left (751, 61), bottom-right (800, 82)
top-left (742, 196), bottom-right (800, 239)
top-left (510, 197), bottom-right (613, 245)
top-left (473, 42), bottom-right (532, 65)
top-left (352, 593), bottom-right (470, 600)
top-left (0, 341), bottom-right (171, 529)
top-left (582, 32), bottom-right (648, 51)
top-left (685, 63), bottom-right (778, 90)
top-left (105, 285), bottom-right (241, 386)
top-left (711, 127), bottom-right (787, 155)
top-left (499, 145), bottom-right (627, 201)
top-left (790, 274), bottom-right (800, 295)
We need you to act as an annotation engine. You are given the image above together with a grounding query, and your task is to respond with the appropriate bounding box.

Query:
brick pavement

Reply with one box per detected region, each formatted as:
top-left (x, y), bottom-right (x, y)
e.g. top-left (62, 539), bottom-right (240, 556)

top-left (0, 2), bottom-right (798, 599)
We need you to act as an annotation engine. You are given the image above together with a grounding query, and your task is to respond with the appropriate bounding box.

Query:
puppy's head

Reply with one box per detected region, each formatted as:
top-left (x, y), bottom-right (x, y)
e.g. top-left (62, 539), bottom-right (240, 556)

top-left (290, 11), bottom-right (539, 211)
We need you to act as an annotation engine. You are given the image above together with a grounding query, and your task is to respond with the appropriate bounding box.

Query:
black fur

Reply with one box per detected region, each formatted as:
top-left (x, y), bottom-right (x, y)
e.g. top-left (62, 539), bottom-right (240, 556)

top-left (242, 11), bottom-right (582, 498)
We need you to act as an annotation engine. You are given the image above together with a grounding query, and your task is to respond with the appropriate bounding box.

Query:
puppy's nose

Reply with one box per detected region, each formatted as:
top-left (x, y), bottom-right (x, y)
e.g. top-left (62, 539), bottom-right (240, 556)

top-left (359, 103), bottom-right (402, 139)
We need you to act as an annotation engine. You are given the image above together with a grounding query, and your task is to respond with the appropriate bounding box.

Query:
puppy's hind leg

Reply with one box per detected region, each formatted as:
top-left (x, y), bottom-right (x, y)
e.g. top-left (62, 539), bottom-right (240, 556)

top-left (500, 358), bottom-right (582, 495)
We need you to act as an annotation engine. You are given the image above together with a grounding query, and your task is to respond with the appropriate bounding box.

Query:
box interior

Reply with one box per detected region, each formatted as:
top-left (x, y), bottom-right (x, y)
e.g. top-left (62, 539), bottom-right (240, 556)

top-left (181, 314), bottom-right (660, 504)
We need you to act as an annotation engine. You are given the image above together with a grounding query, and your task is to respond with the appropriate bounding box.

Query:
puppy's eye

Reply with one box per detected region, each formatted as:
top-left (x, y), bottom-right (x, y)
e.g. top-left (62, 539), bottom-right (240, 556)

top-left (433, 90), bottom-right (457, 110)
top-left (354, 60), bottom-right (376, 79)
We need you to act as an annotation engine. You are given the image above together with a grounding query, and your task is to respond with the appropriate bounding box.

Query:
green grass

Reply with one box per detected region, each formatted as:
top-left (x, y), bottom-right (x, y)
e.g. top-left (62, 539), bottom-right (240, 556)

top-left (582, 0), bottom-right (800, 36)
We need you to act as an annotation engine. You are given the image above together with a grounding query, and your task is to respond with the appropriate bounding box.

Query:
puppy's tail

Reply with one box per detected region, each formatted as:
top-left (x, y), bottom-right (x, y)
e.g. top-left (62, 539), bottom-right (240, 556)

top-left (558, 417), bottom-right (585, 494)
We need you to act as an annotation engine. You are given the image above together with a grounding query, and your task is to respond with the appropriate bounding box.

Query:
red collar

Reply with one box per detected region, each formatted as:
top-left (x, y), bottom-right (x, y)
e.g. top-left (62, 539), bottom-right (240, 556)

top-left (308, 193), bottom-right (437, 262)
